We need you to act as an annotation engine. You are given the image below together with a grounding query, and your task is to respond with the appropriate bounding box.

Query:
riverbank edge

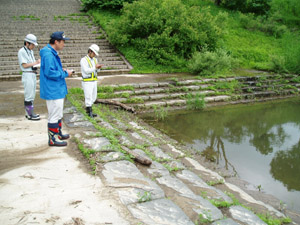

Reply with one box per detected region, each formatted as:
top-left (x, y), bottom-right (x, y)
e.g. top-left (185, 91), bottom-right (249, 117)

top-left (66, 75), bottom-right (300, 224)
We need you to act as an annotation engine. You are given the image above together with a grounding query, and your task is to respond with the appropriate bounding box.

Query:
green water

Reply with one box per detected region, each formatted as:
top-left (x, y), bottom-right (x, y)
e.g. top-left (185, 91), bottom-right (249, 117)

top-left (143, 99), bottom-right (300, 213)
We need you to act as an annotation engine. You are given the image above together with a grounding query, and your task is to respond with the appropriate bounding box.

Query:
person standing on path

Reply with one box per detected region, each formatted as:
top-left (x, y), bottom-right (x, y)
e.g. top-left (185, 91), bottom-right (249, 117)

top-left (18, 34), bottom-right (41, 120)
top-left (80, 44), bottom-right (102, 117)
top-left (39, 31), bottom-right (73, 147)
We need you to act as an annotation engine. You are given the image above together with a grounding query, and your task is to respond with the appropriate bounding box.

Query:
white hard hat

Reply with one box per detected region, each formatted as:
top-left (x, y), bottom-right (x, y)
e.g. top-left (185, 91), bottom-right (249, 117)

top-left (89, 44), bottom-right (99, 56)
top-left (24, 34), bottom-right (38, 46)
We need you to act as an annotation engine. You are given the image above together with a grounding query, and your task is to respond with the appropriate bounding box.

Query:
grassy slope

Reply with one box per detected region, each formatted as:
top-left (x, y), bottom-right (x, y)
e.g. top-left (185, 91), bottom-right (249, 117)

top-left (89, 1), bottom-right (293, 75)
top-left (224, 16), bottom-right (283, 70)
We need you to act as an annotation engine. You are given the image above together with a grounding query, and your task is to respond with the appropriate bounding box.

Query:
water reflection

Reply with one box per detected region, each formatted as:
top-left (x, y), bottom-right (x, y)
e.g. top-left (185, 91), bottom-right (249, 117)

top-left (143, 99), bottom-right (300, 212)
top-left (271, 139), bottom-right (300, 191)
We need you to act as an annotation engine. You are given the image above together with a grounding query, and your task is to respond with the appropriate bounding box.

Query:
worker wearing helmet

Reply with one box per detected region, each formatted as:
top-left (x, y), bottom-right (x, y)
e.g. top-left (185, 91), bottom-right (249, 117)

top-left (18, 34), bottom-right (41, 120)
top-left (80, 44), bottom-right (102, 117)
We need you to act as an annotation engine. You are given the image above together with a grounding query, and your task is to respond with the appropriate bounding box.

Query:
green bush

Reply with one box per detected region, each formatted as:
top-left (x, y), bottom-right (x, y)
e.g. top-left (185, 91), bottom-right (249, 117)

top-left (269, 55), bottom-right (288, 73)
top-left (187, 49), bottom-right (237, 76)
top-left (106, 0), bottom-right (227, 67)
top-left (221, 0), bottom-right (271, 15)
top-left (81, 0), bottom-right (134, 11)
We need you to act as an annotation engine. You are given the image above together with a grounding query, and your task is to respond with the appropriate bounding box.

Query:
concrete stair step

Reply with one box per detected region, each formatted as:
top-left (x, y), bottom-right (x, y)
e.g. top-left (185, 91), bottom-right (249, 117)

top-left (0, 69), bottom-right (132, 79)
top-left (0, 0), bottom-right (132, 81)
top-left (0, 52), bottom-right (120, 61)
top-left (128, 95), bottom-right (231, 109)
top-left (0, 49), bottom-right (118, 58)
top-left (0, 65), bottom-right (130, 75)
top-left (0, 27), bottom-right (98, 32)
top-left (0, 61), bottom-right (127, 71)
top-left (240, 89), bottom-right (297, 99)
top-left (0, 34), bottom-right (104, 40)
top-left (93, 78), bottom-right (300, 112)
top-left (0, 37), bottom-right (110, 43)
top-left (0, 56), bottom-right (123, 65)
top-left (112, 85), bottom-right (212, 97)
top-left (0, 42), bottom-right (112, 48)
top-left (127, 88), bottom-right (296, 109)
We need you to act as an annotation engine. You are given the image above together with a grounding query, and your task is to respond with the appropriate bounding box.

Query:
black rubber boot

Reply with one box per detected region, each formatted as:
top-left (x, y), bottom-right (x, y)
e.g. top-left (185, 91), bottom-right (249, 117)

top-left (86, 107), bottom-right (97, 117)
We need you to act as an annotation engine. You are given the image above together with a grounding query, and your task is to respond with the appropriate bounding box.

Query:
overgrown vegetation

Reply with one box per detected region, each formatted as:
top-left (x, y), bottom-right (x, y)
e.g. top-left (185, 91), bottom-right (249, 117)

top-left (83, 0), bottom-right (300, 74)
top-left (107, 0), bottom-right (227, 68)
top-left (186, 93), bottom-right (206, 110)
top-left (188, 49), bottom-right (237, 76)
top-left (81, 0), bottom-right (134, 10)
top-left (220, 0), bottom-right (271, 15)
top-left (152, 105), bottom-right (169, 121)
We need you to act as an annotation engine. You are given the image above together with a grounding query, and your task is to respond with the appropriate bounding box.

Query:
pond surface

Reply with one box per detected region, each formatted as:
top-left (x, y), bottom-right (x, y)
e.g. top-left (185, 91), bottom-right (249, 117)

top-left (142, 99), bottom-right (300, 213)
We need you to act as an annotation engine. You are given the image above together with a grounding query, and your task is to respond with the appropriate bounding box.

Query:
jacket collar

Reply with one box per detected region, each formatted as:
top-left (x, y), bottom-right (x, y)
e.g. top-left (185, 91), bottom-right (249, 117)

top-left (47, 44), bottom-right (58, 56)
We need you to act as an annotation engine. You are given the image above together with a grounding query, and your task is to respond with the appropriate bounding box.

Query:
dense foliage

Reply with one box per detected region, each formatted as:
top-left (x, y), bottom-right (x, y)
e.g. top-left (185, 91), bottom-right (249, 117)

top-left (85, 0), bottom-right (300, 75)
top-left (188, 49), bottom-right (237, 76)
top-left (220, 0), bottom-right (271, 15)
top-left (106, 0), bottom-right (227, 67)
top-left (81, 0), bottom-right (134, 10)
top-left (239, 13), bottom-right (288, 38)
top-left (270, 0), bottom-right (300, 27)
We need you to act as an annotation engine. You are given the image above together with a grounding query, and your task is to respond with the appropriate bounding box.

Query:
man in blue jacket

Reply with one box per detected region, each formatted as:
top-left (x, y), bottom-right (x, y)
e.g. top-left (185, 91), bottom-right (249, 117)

top-left (40, 31), bottom-right (73, 146)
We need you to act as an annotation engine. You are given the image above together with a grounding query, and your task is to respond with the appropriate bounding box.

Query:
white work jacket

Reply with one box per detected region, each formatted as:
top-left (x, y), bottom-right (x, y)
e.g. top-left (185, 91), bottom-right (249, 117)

top-left (80, 55), bottom-right (100, 81)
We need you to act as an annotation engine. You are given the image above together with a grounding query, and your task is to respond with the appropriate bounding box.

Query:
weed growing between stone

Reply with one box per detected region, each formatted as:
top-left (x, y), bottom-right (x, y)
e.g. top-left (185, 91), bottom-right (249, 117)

top-left (207, 179), bottom-right (225, 186)
top-left (186, 93), bottom-right (206, 110)
top-left (67, 88), bottom-right (174, 171)
top-left (258, 213), bottom-right (292, 225)
top-left (196, 211), bottom-right (213, 224)
top-left (67, 87), bottom-right (293, 224)
top-left (152, 105), bottom-right (169, 121)
top-left (13, 15), bottom-right (40, 20)
top-left (137, 191), bottom-right (152, 203)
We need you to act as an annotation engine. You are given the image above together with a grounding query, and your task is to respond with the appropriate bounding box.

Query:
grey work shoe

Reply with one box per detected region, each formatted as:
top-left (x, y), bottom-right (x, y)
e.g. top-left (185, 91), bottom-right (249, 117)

top-left (26, 113), bottom-right (40, 120)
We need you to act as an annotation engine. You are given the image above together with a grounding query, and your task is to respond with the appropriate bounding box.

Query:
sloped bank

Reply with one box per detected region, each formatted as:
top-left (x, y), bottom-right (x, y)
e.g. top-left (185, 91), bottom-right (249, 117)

top-left (65, 74), bottom-right (300, 224)
top-left (93, 74), bottom-right (300, 114)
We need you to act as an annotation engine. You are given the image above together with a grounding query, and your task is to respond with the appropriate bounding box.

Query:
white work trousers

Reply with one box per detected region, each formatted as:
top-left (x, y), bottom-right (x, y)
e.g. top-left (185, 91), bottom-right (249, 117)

top-left (82, 81), bottom-right (97, 107)
top-left (22, 72), bottom-right (36, 102)
top-left (46, 98), bottom-right (64, 123)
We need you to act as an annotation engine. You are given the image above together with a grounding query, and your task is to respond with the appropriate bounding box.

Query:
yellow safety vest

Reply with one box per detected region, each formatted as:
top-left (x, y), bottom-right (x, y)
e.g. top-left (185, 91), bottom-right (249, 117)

top-left (83, 56), bottom-right (98, 81)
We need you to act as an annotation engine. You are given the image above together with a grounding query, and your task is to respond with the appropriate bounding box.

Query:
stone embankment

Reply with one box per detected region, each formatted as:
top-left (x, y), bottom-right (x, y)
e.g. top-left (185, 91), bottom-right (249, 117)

top-left (64, 73), bottom-right (300, 224)
top-left (0, 0), bottom-right (132, 81)
top-left (64, 85), bottom-right (295, 224)
top-left (94, 73), bottom-right (300, 113)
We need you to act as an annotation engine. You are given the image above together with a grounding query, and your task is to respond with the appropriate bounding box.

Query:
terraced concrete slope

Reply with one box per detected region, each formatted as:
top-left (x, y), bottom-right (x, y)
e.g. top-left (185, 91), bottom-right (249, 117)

top-left (93, 74), bottom-right (300, 113)
top-left (0, 0), bottom-right (132, 81)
